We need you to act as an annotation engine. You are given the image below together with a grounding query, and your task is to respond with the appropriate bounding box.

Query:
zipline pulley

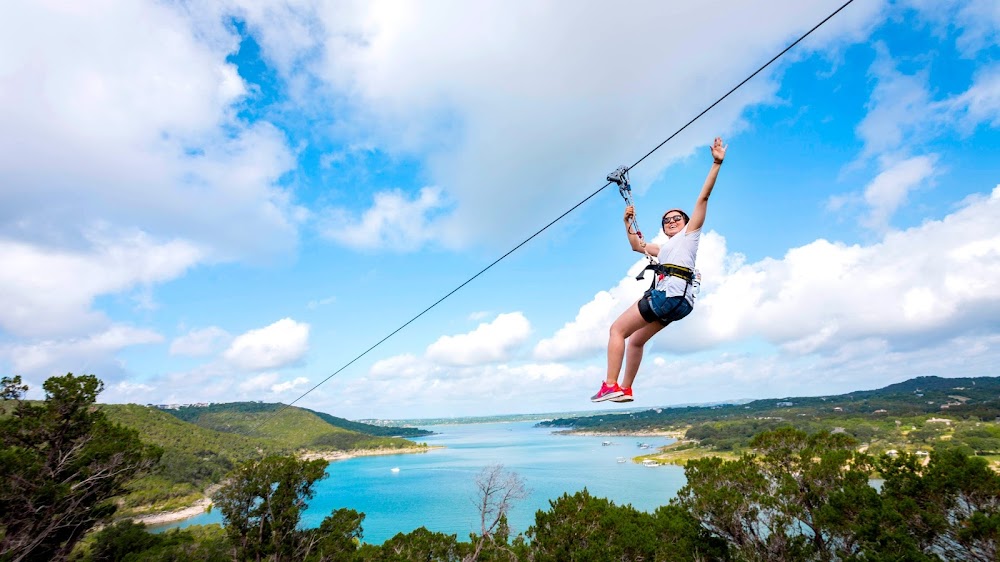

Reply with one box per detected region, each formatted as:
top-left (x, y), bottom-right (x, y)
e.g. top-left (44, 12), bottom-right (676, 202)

top-left (607, 165), bottom-right (654, 263)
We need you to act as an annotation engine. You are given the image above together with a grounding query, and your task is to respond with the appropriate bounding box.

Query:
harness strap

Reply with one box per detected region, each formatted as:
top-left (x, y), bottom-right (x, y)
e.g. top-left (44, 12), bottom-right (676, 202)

top-left (635, 263), bottom-right (693, 283)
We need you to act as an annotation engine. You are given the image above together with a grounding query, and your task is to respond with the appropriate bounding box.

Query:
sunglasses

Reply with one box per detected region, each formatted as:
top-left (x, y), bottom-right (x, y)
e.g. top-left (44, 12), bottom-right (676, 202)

top-left (662, 215), bottom-right (685, 224)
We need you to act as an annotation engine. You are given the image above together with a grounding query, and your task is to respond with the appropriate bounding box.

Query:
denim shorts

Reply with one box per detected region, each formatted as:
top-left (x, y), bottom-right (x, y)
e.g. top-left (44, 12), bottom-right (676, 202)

top-left (637, 289), bottom-right (693, 326)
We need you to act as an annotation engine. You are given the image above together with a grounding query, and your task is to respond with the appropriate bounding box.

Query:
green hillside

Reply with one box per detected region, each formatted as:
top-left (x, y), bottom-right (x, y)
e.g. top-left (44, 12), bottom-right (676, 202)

top-left (299, 407), bottom-right (434, 438)
top-left (539, 376), bottom-right (1000, 465)
top-left (101, 403), bottom-right (427, 515)
top-left (165, 401), bottom-right (433, 440)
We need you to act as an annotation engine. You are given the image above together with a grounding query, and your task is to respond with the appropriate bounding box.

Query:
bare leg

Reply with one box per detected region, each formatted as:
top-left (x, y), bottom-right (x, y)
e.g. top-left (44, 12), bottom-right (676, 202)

top-left (621, 321), bottom-right (666, 389)
top-left (606, 300), bottom-right (654, 385)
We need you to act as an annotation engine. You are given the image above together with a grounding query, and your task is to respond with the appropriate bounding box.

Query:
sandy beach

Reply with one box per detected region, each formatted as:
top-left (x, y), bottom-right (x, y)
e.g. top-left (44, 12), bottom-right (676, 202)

top-left (133, 495), bottom-right (215, 526)
top-left (133, 446), bottom-right (437, 526)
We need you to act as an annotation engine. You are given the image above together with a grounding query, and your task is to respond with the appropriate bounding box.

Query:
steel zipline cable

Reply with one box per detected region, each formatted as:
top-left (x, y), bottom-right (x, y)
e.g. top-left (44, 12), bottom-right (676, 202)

top-left (245, 0), bottom-right (857, 436)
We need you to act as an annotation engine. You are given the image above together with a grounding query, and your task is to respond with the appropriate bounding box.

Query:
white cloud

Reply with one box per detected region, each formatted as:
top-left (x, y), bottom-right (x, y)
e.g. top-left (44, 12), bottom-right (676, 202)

top-left (949, 64), bottom-right (1000, 131)
top-left (902, 0), bottom-right (1000, 58)
top-left (231, 0), bottom-right (887, 251)
top-left (223, 318), bottom-right (310, 371)
top-left (540, 184), bottom-right (1000, 361)
top-left (113, 380), bottom-right (155, 397)
top-left (426, 312), bottom-right (532, 366)
top-left (860, 155), bottom-right (938, 230)
top-left (271, 377), bottom-right (309, 393)
top-left (307, 296), bottom-right (337, 310)
top-left (855, 43), bottom-right (935, 159)
top-left (240, 372), bottom-right (279, 392)
top-left (170, 327), bottom-right (232, 357)
top-left (1, 325), bottom-right (163, 379)
top-left (855, 46), bottom-right (1000, 163)
top-left (319, 187), bottom-right (448, 251)
top-left (356, 355), bottom-right (593, 418)
top-left (0, 230), bottom-right (202, 338)
top-left (0, 0), bottom-right (301, 261)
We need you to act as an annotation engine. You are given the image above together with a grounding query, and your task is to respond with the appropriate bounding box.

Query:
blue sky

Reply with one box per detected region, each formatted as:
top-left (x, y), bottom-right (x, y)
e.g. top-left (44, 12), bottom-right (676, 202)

top-left (1, 0), bottom-right (998, 421)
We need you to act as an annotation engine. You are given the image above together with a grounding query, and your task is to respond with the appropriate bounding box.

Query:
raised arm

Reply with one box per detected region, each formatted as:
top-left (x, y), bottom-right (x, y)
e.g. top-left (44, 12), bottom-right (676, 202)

top-left (624, 205), bottom-right (659, 255)
top-left (686, 137), bottom-right (727, 233)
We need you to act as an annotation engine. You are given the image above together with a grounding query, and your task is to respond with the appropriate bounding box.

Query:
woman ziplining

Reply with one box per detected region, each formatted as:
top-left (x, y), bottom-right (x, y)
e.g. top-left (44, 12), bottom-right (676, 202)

top-left (592, 136), bottom-right (727, 403)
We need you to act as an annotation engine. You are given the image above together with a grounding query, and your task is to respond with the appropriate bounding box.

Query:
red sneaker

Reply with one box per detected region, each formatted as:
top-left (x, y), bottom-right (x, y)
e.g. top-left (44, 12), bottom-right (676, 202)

top-left (590, 381), bottom-right (624, 402)
top-left (611, 387), bottom-right (633, 403)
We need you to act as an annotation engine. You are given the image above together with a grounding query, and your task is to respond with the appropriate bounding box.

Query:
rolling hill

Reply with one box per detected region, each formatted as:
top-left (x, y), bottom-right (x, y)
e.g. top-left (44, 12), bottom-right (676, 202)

top-left (100, 402), bottom-right (431, 515)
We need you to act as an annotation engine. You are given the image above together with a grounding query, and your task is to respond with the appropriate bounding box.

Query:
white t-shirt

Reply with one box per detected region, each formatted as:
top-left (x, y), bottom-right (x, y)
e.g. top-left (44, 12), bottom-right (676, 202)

top-left (654, 226), bottom-right (700, 305)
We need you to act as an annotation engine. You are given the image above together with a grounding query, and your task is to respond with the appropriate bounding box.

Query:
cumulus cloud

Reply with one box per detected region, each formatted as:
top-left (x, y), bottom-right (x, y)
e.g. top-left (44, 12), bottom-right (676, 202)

top-left (271, 377), bottom-right (310, 393)
top-left (426, 312), bottom-right (532, 366)
top-left (223, 318), bottom-right (310, 371)
top-left (170, 326), bottom-right (233, 357)
top-left (0, 0), bottom-right (301, 261)
top-left (0, 230), bottom-right (202, 338)
top-left (221, 0), bottom-right (885, 251)
top-left (1, 325), bottom-right (163, 380)
top-left (319, 187), bottom-right (448, 251)
top-left (356, 355), bottom-right (592, 418)
top-left (539, 185), bottom-right (1000, 361)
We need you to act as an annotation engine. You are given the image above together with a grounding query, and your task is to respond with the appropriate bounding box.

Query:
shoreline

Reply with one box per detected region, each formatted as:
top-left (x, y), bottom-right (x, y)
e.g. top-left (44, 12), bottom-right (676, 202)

top-left (556, 429), bottom-right (686, 439)
top-left (134, 446), bottom-right (438, 527)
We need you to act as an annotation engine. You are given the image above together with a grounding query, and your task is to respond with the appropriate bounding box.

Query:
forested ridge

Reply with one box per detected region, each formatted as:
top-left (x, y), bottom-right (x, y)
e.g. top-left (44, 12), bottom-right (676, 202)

top-left (164, 401), bottom-right (434, 438)
top-left (94, 401), bottom-right (430, 516)
top-left (3, 373), bottom-right (999, 561)
top-left (540, 376), bottom-right (1000, 468)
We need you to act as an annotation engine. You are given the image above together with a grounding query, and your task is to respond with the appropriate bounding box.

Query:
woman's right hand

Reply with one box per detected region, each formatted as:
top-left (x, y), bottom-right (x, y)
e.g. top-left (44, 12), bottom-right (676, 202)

top-left (624, 205), bottom-right (635, 225)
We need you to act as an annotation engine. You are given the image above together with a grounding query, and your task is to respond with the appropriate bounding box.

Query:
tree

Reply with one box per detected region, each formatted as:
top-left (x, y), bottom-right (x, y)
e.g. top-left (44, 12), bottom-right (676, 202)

top-left (212, 455), bottom-right (328, 562)
top-left (80, 521), bottom-right (230, 562)
top-left (465, 463), bottom-right (528, 562)
top-left (675, 427), bottom-right (882, 561)
top-left (527, 488), bottom-right (725, 561)
top-left (0, 374), bottom-right (160, 562)
top-left (355, 527), bottom-right (464, 562)
top-left (879, 448), bottom-right (1000, 561)
top-left (303, 508), bottom-right (365, 562)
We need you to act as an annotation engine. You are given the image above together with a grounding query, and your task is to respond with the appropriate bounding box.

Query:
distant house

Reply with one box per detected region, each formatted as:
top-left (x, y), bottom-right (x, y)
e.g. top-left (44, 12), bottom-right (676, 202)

top-left (776, 401), bottom-right (794, 407)
top-left (915, 451), bottom-right (929, 457)
top-left (886, 450), bottom-right (898, 456)
top-left (927, 418), bottom-right (952, 425)
top-left (873, 409), bottom-right (888, 414)
top-left (833, 407), bottom-right (844, 412)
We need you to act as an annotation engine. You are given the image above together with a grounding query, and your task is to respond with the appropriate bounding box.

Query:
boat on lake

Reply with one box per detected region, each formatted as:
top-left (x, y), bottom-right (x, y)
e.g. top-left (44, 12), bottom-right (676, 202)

top-left (616, 457), bottom-right (627, 463)
top-left (641, 459), bottom-right (659, 467)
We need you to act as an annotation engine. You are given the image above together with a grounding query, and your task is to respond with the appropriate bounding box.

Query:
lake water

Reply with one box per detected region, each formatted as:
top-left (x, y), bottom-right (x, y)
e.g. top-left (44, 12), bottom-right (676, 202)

top-left (153, 421), bottom-right (687, 544)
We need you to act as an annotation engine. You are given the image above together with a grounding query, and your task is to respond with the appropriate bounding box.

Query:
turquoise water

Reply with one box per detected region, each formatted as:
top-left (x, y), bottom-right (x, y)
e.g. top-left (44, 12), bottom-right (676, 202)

top-left (153, 421), bottom-right (686, 544)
